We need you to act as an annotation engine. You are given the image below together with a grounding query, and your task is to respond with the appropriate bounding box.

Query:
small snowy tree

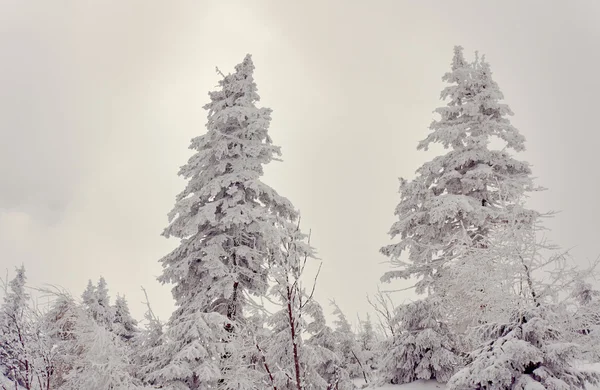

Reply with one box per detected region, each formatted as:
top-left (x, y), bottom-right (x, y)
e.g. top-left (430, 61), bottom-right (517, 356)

top-left (356, 314), bottom-right (378, 376)
top-left (548, 274), bottom-right (600, 362)
top-left (329, 301), bottom-right (370, 384)
top-left (0, 266), bottom-right (34, 390)
top-left (81, 277), bottom-right (114, 328)
top-left (570, 280), bottom-right (600, 343)
top-left (112, 295), bottom-right (138, 342)
top-left (448, 305), bottom-right (599, 390)
top-left (306, 324), bottom-right (352, 390)
top-left (62, 307), bottom-right (146, 390)
top-left (142, 308), bottom-right (226, 388)
top-left (378, 298), bottom-right (458, 385)
top-left (81, 280), bottom-right (95, 309)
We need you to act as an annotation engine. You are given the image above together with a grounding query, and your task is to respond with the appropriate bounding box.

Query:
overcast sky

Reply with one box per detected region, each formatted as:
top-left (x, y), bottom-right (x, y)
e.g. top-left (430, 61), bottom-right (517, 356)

top-left (1, 0), bottom-right (599, 325)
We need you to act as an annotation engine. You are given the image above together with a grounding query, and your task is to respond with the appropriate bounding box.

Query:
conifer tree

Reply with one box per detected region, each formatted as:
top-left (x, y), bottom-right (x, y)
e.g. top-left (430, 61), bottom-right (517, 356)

top-left (62, 308), bottom-right (145, 390)
top-left (357, 314), bottom-right (378, 375)
top-left (153, 54), bottom-right (299, 388)
top-left (330, 301), bottom-right (370, 384)
top-left (112, 295), bottom-right (138, 342)
top-left (81, 280), bottom-right (95, 308)
top-left (306, 325), bottom-right (351, 389)
top-left (95, 277), bottom-right (113, 326)
top-left (448, 306), bottom-right (599, 390)
top-left (81, 277), bottom-right (114, 327)
top-left (381, 46), bottom-right (538, 297)
top-left (378, 298), bottom-right (458, 385)
top-left (0, 266), bottom-right (33, 389)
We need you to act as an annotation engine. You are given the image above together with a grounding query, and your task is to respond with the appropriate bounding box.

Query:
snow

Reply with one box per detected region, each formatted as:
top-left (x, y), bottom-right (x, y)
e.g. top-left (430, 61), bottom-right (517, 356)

top-left (358, 363), bottom-right (600, 389)
top-left (370, 380), bottom-right (445, 390)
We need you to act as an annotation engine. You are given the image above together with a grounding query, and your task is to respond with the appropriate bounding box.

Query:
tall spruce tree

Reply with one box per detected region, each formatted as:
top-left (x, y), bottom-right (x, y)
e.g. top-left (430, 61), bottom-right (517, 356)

top-left (381, 46), bottom-right (538, 297)
top-left (152, 54), bottom-right (298, 389)
top-left (378, 46), bottom-right (542, 385)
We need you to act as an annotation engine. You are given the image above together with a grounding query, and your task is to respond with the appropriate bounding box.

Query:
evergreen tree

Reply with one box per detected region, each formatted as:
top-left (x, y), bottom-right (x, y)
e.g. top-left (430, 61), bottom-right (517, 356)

top-left (153, 54), bottom-right (298, 388)
top-left (448, 306), bottom-right (599, 390)
top-left (378, 298), bottom-right (458, 385)
top-left (81, 280), bottom-right (95, 308)
top-left (381, 46), bottom-right (538, 297)
top-left (62, 308), bottom-right (145, 390)
top-left (567, 280), bottom-right (600, 361)
top-left (81, 277), bottom-right (114, 327)
top-left (356, 314), bottom-right (378, 377)
top-left (95, 277), bottom-right (113, 326)
top-left (0, 266), bottom-right (33, 389)
top-left (112, 295), bottom-right (138, 342)
top-left (306, 325), bottom-right (350, 389)
top-left (330, 301), bottom-right (370, 384)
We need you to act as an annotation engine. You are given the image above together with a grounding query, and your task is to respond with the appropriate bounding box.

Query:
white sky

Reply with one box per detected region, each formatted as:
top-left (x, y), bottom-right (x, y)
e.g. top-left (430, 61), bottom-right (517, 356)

top-left (1, 1), bottom-right (600, 326)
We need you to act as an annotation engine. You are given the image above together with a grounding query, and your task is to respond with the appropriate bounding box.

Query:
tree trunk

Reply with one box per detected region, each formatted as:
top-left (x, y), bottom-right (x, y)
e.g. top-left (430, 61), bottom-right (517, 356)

top-left (287, 286), bottom-right (302, 390)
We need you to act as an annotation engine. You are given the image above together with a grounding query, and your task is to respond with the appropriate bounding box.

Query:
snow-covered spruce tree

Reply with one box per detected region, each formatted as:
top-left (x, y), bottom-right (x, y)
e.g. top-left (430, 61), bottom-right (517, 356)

top-left (81, 280), bottom-right (95, 309)
top-left (448, 305), bottom-right (599, 390)
top-left (305, 324), bottom-right (351, 390)
top-left (112, 295), bottom-right (138, 342)
top-left (378, 298), bottom-right (458, 385)
top-left (569, 280), bottom-right (600, 358)
top-left (329, 301), bottom-right (371, 384)
top-left (61, 305), bottom-right (146, 390)
top-left (81, 277), bottom-right (114, 328)
top-left (381, 46), bottom-right (538, 298)
top-left (356, 314), bottom-right (378, 376)
top-left (0, 266), bottom-right (35, 390)
top-left (152, 54), bottom-right (298, 389)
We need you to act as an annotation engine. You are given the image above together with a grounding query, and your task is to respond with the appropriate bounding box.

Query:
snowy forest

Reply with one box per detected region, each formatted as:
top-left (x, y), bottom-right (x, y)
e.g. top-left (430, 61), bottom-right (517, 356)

top-left (2, 46), bottom-right (600, 390)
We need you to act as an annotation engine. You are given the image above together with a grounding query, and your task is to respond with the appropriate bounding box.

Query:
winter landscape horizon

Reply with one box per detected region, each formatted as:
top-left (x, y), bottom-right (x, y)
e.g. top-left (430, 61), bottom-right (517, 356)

top-left (2, 1), bottom-right (600, 389)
